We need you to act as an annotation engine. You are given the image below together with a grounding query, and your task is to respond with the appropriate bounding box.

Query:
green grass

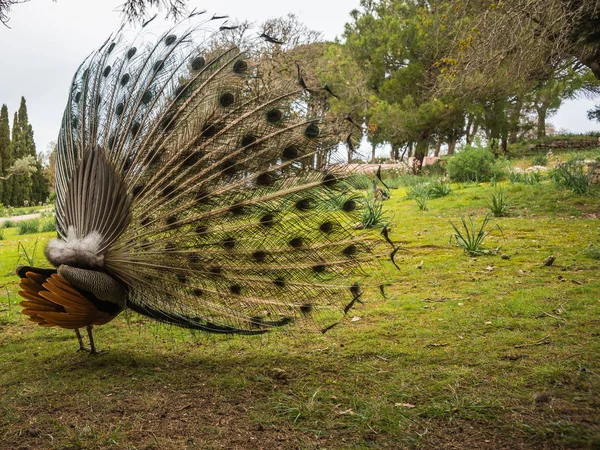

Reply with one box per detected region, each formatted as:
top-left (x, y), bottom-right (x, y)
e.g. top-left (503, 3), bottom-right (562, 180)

top-left (0, 180), bottom-right (599, 449)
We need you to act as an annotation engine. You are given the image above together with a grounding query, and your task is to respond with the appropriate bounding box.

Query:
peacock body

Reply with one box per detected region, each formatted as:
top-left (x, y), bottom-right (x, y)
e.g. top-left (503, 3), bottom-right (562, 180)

top-left (16, 14), bottom-right (390, 353)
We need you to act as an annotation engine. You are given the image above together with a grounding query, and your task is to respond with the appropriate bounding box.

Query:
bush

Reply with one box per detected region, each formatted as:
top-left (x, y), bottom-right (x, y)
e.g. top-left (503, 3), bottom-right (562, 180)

top-left (41, 219), bottom-right (56, 232)
top-left (509, 171), bottom-right (543, 185)
top-left (422, 161), bottom-right (447, 177)
top-left (532, 154), bottom-right (548, 166)
top-left (2, 220), bottom-right (15, 228)
top-left (427, 180), bottom-right (452, 198)
top-left (549, 158), bottom-right (589, 194)
top-left (16, 219), bottom-right (39, 235)
top-left (447, 145), bottom-right (507, 182)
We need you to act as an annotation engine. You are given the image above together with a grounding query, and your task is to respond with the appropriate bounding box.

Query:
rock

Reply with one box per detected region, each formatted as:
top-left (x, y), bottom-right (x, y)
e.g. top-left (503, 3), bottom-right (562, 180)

top-left (543, 256), bottom-right (556, 266)
top-left (501, 254), bottom-right (510, 260)
top-left (534, 392), bottom-right (552, 404)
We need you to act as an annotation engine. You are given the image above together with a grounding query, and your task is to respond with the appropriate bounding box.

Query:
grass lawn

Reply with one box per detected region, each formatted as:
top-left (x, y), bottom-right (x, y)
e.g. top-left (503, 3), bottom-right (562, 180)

top-left (0, 176), bottom-right (599, 449)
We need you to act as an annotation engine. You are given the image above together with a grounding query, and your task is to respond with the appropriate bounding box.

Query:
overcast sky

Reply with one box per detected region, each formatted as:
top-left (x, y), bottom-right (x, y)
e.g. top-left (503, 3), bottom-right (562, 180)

top-left (0, 0), bottom-right (597, 157)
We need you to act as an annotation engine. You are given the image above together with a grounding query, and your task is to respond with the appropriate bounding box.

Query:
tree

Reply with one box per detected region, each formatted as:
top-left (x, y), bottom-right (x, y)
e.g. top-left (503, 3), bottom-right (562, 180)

top-left (0, 104), bottom-right (9, 204)
top-left (1, 0), bottom-right (188, 25)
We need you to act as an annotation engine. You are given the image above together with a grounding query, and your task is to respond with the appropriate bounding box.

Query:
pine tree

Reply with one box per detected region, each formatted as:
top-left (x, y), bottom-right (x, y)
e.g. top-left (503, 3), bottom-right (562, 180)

top-left (10, 97), bottom-right (39, 206)
top-left (0, 105), bottom-right (10, 205)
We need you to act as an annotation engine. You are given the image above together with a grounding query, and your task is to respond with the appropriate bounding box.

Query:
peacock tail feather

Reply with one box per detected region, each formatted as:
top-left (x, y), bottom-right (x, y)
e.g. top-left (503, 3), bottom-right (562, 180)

top-left (43, 13), bottom-right (392, 336)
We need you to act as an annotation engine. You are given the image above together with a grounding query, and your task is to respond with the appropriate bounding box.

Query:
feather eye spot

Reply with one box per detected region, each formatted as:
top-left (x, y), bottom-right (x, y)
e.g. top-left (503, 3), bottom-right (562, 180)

top-left (319, 221), bottom-right (333, 233)
top-left (241, 133), bottom-right (257, 148)
top-left (140, 216), bottom-right (151, 226)
top-left (273, 277), bottom-right (286, 288)
top-left (176, 273), bottom-right (187, 284)
top-left (162, 185), bottom-right (176, 200)
top-left (209, 266), bottom-right (222, 277)
top-left (255, 172), bottom-right (274, 187)
top-left (191, 56), bottom-right (206, 71)
top-left (343, 245), bottom-right (358, 256)
top-left (343, 200), bottom-right (357, 212)
top-left (282, 145), bottom-right (298, 161)
top-left (103, 66), bottom-right (111, 77)
top-left (219, 92), bottom-right (235, 107)
top-left (260, 214), bottom-right (275, 226)
top-left (132, 184), bottom-right (144, 197)
top-left (312, 264), bottom-right (326, 273)
top-left (115, 103), bottom-right (124, 116)
top-left (141, 90), bottom-right (153, 105)
top-left (107, 42), bottom-right (116, 53)
top-left (300, 303), bottom-right (313, 315)
top-left (222, 237), bottom-right (236, 250)
top-left (74, 92), bottom-right (82, 104)
top-left (127, 47), bottom-right (137, 59)
top-left (322, 173), bottom-right (338, 187)
top-left (295, 198), bottom-right (312, 211)
top-left (195, 225), bottom-right (208, 235)
top-left (252, 251), bottom-right (267, 262)
top-left (166, 215), bottom-right (178, 228)
top-left (174, 83), bottom-right (190, 99)
top-left (188, 253), bottom-right (200, 264)
top-left (165, 243), bottom-right (177, 252)
top-left (160, 114), bottom-right (176, 132)
top-left (201, 122), bottom-right (223, 139)
top-left (266, 109), bottom-right (283, 123)
top-left (165, 34), bottom-right (177, 45)
top-left (193, 288), bottom-right (203, 296)
top-left (230, 284), bottom-right (242, 295)
top-left (289, 237), bottom-right (303, 248)
top-left (220, 158), bottom-right (237, 176)
top-left (305, 124), bottom-right (320, 138)
top-left (233, 59), bottom-right (248, 73)
top-left (229, 203), bottom-right (245, 215)
top-left (181, 150), bottom-right (202, 167)
top-left (130, 121), bottom-right (141, 137)
top-left (350, 283), bottom-right (361, 297)
top-left (153, 59), bottom-right (165, 73)
top-left (120, 73), bottom-right (130, 86)
top-left (195, 190), bottom-right (210, 204)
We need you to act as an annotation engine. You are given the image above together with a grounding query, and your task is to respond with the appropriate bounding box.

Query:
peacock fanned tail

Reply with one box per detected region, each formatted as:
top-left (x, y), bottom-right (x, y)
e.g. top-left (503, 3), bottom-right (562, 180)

top-left (31, 14), bottom-right (390, 337)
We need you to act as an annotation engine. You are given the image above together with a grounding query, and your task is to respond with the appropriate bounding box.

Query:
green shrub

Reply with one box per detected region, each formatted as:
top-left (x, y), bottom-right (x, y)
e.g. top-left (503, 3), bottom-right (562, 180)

top-left (509, 171), bottom-right (543, 185)
top-left (2, 220), bottom-right (15, 228)
top-left (16, 219), bottom-right (40, 235)
top-left (406, 183), bottom-right (431, 199)
top-left (422, 161), bottom-right (447, 177)
top-left (41, 219), bottom-right (57, 232)
top-left (549, 158), bottom-right (589, 194)
top-left (428, 180), bottom-right (452, 198)
top-left (532, 154), bottom-right (548, 166)
top-left (447, 145), bottom-right (507, 182)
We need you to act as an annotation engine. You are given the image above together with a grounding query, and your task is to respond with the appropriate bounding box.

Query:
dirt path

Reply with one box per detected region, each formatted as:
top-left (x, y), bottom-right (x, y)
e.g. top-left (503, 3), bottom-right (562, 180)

top-left (0, 209), bottom-right (53, 225)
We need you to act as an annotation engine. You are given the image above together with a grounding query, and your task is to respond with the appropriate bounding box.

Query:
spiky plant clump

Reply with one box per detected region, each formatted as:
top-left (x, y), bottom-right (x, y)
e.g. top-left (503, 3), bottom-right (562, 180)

top-left (16, 219), bottom-right (39, 235)
top-left (449, 215), bottom-right (500, 256)
top-left (487, 188), bottom-right (510, 217)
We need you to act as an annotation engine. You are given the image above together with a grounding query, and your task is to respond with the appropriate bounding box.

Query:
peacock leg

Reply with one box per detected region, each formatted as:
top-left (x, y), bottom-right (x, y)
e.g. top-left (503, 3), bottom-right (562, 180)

top-left (75, 328), bottom-right (91, 352)
top-left (86, 325), bottom-right (101, 354)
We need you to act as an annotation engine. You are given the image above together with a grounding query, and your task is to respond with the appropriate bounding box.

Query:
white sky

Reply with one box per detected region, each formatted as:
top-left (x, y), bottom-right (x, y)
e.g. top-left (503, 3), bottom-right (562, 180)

top-left (0, 0), bottom-right (597, 157)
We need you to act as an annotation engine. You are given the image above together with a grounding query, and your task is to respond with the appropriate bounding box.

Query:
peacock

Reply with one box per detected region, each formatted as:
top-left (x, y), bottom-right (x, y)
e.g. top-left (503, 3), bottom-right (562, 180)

top-left (16, 13), bottom-right (393, 354)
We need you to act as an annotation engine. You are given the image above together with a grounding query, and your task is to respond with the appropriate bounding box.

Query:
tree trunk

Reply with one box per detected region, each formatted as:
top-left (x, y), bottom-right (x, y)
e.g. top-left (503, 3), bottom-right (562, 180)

top-left (465, 114), bottom-right (474, 145)
top-left (508, 99), bottom-right (523, 144)
top-left (536, 106), bottom-right (547, 139)
top-left (370, 141), bottom-right (376, 163)
top-left (434, 136), bottom-right (442, 157)
top-left (447, 138), bottom-right (457, 155)
top-left (501, 133), bottom-right (508, 155)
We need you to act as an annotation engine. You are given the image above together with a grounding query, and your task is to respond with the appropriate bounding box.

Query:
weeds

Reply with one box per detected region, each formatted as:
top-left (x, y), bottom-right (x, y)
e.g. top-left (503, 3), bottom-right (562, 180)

top-left (487, 188), bottom-right (510, 217)
top-left (41, 219), bottom-right (56, 232)
top-left (549, 158), bottom-right (589, 194)
top-left (428, 180), bottom-right (452, 198)
top-left (2, 220), bottom-right (15, 228)
top-left (449, 215), bottom-right (501, 256)
top-left (584, 246), bottom-right (600, 260)
top-left (16, 238), bottom-right (40, 267)
top-left (16, 219), bottom-right (39, 235)
top-left (360, 197), bottom-right (389, 229)
top-left (509, 171), bottom-right (543, 185)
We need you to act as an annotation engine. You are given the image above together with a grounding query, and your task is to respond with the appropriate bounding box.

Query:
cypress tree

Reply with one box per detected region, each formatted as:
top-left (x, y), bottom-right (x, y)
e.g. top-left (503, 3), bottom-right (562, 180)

top-left (0, 105), bottom-right (10, 205)
top-left (10, 97), bottom-right (40, 206)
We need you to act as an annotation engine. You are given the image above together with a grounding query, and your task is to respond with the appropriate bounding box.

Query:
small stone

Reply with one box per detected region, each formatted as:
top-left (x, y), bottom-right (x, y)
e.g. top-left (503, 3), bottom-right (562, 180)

top-left (543, 256), bottom-right (556, 266)
top-left (501, 254), bottom-right (510, 260)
